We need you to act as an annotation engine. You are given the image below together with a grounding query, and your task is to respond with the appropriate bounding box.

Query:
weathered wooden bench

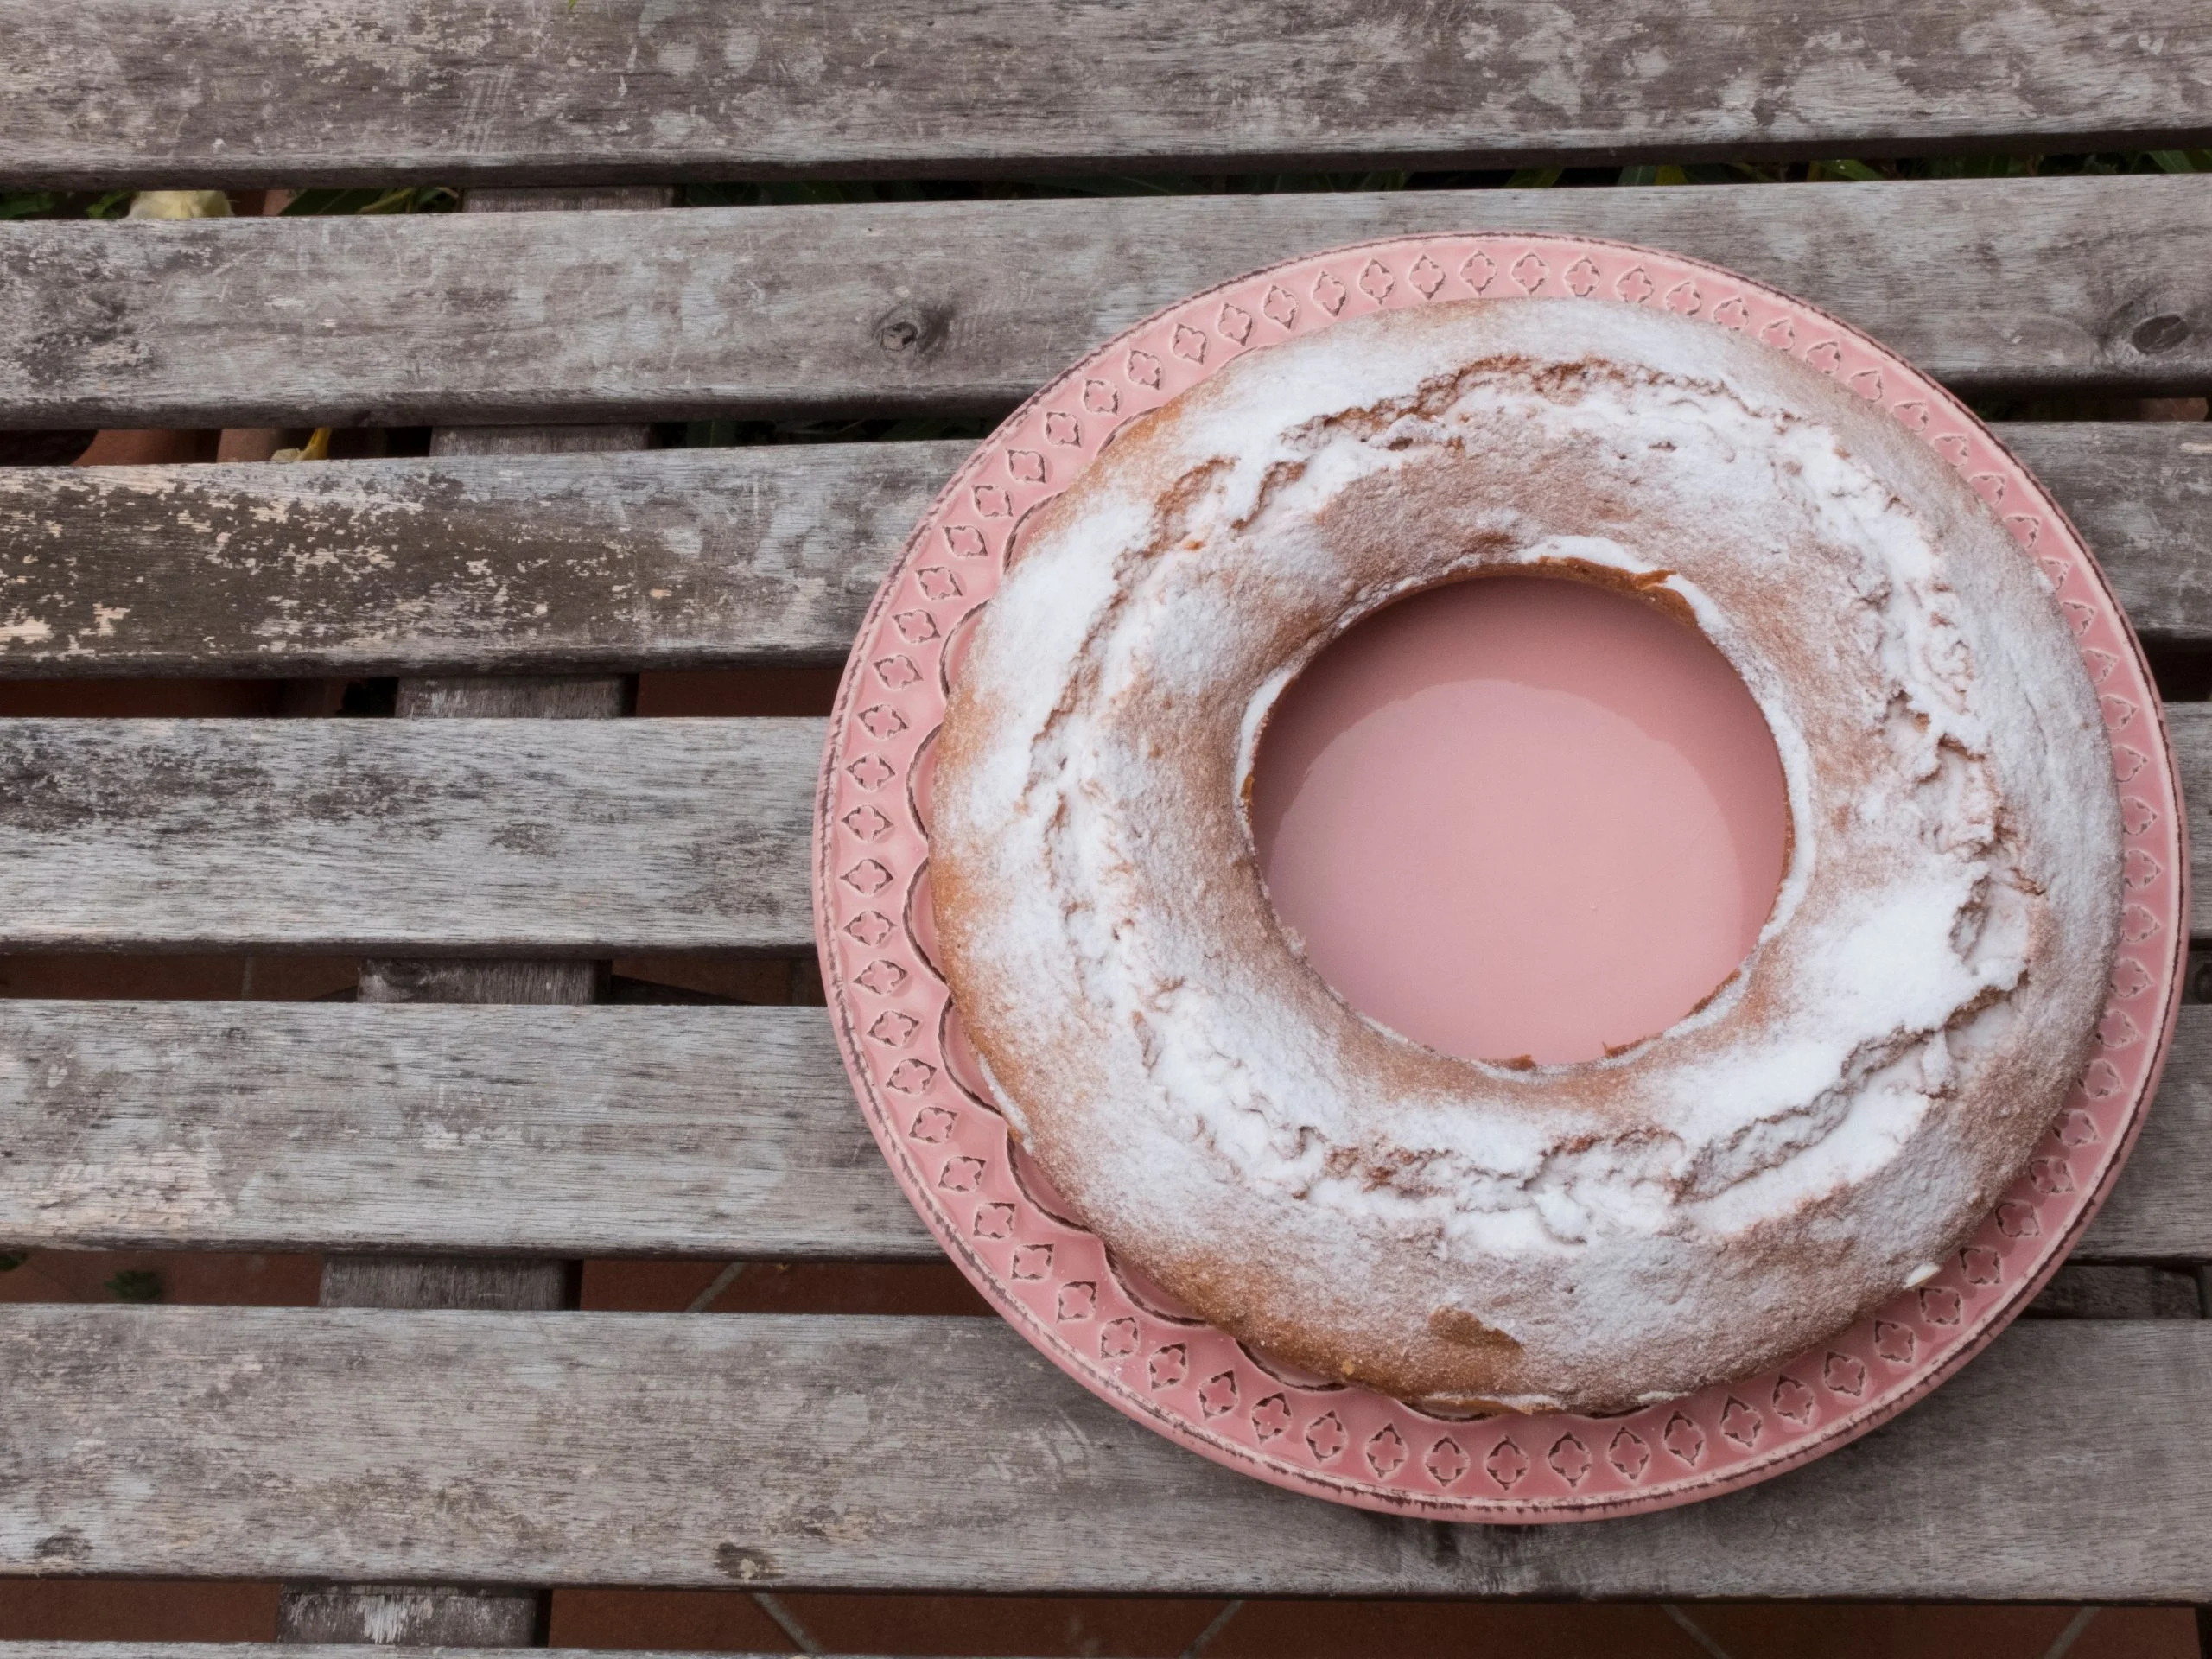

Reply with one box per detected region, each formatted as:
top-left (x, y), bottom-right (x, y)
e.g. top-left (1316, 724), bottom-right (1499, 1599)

top-left (3, 1), bottom-right (2211, 1651)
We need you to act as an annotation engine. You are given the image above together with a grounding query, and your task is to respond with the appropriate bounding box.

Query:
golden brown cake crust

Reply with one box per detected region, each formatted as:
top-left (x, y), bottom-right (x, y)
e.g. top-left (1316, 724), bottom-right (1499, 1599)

top-left (931, 300), bottom-right (2123, 1414)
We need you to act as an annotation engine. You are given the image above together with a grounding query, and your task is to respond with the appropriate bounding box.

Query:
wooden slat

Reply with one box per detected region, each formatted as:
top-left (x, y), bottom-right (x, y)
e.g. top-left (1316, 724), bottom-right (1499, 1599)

top-left (2017, 422), bottom-right (2212, 650)
top-left (0, 995), bottom-right (2203, 1262)
top-left (0, 717), bottom-right (819, 953)
top-left (4, 0), bottom-right (2209, 189)
top-left (0, 443), bottom-right (966, 676)
top-left (4, 176), bottom-right (2209, 432)
top-left (0, 698), bottom-right (2206, 953)
top-left (2082, 1010), bottom-right (2212, 1261)
top-left (4, 425), bottom-right (2209, 677)
top-left (1, 1307), bottom-right (2208, 1598)
top-left (0, 1001), bottom-right (925, 1260)
top-left (2171, 709), bottom-right (2212, 940)
top-left (2001, 423), bottom-right (2212, 646)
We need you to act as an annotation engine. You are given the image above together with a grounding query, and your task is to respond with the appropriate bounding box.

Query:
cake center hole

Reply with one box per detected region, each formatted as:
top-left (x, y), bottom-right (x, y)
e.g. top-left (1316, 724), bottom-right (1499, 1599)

top-left (1250, 574), bottom-right (1789, 1066)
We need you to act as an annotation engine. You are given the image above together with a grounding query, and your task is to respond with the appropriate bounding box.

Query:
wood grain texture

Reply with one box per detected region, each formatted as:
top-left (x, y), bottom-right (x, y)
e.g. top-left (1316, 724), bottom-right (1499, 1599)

top-left (0, 444), bottom-right (965, 677)
top-left (2078, 1010), bottom-right (2212, 1262)
top-left (275, 1588), bottom-right (539, 1647)
top-left (351, 917), bottom-right (602, 1301)
top-left (4, 0), bottom-right (2209, 188)
top-left (0, 1001), bottom-right (924, 1259)
top-left (4, 176), bottom-right (2209, 432)
top-left (2, 1306), bottom-right (2209, 1599)
top-left (0, 717), bottom-right (820, 953)
top-left (2171, 709), bottom-right (2212, 940)
top-left (0, 995), bottom-right (2202, 1263)
top-left (393, 679), bottom-right (633, 720)
top-left (340, 238), bottom-right (652, 1324)
top-left (318, 1258), bottom-right (575, 1312)
top-left (359, 959), bottom-right (606, 1004)
top-left (0, 700), bottom-right (2207, 952)
top-left (2002, 423), bottom-right (2212, 645)
top-left (3, 425), bottom-right (2208, 678)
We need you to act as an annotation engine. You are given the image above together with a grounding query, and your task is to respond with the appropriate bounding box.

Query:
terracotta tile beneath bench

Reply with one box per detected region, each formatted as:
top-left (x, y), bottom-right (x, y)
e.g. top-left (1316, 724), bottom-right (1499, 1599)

top-left (0, 1249), bottom-right (322, 1306)
top-left (543, 1592), bottom-right (2202, 1657)
top-left (581, 1257), bottom-right (993, 1317)
top-left (0, 1577), bottom-right (2195, 1653)
top-left (0, 1580), bottom-right (278, 1641)
top-left (1687, 1601), bottom-right (2192, 1659)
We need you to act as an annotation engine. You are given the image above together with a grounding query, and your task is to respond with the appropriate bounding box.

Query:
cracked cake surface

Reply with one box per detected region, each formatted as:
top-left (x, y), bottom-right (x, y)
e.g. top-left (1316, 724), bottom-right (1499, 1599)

top-left (931, 298), bottom-right (2124, 1414)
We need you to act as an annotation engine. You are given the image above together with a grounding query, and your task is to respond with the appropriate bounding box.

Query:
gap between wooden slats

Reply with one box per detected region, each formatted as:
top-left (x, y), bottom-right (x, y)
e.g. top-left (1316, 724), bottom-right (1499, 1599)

top-left (3, 0), bottom-right (2209, 188)
top-left (0, 424), bottom-right (2206, 679)
top-left (0, 998), bottom-right (2205, 1262)
top-left (3, 177), bottom-right (2209, 431)
top-left (0, 1652), bottom-right (837, 1659)
top-left (0, 1308), bottom-right (2206, 1599)
top-left (0, 1651), bottom-right (787, 1659)
top-left (2, 704), bottom-right (2211, 953)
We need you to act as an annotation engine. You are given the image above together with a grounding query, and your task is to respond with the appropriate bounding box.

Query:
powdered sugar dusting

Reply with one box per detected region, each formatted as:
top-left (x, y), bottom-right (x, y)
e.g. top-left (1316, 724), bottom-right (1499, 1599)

top-left (931, 300), bottom-right (2123, 1414)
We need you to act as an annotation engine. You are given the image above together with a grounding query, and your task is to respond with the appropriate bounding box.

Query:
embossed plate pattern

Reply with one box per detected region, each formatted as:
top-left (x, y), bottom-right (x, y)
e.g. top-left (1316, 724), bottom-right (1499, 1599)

top-left (813, 234), bottom-right (2186, 1520)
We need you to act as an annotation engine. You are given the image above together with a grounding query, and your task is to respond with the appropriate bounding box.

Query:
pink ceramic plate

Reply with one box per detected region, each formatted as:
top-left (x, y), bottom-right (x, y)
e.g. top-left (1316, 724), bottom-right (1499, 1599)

top-left (812, 234), bottom-right (2186, 1520)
